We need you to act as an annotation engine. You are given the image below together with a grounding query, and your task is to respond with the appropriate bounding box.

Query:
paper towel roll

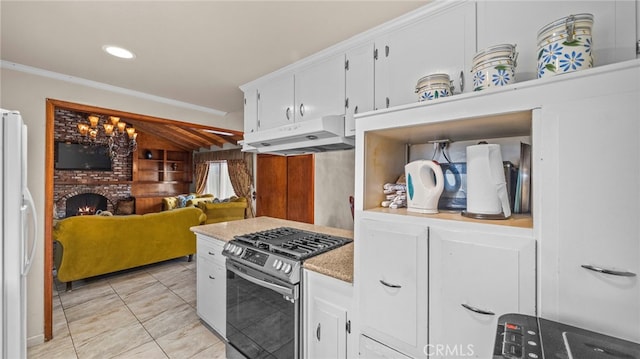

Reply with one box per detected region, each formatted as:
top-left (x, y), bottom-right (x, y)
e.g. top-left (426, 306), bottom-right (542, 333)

top-left (466, 143), bottom-right (510, 216)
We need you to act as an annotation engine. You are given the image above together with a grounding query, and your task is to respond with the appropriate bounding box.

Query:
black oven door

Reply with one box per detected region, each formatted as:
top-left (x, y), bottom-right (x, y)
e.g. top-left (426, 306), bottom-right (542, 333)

top-left (226, 260), bottom-right (299, 359)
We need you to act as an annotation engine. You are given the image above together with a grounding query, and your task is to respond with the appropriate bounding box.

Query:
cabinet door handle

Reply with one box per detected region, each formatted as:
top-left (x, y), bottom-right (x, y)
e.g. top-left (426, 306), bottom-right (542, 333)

top-left (459, 70), bottom-right (465, 93)
top-left (208, 251), bottom-right (215, 256)
top-left (461, 303), bottom-right (495, 316)
top-left (208, 275), bottom-right (215, 280)
top-left (379, 279), bottom-right (401, 289)
top-left (285, 107), bottom-right (291, 120)
top-left (316, 323), bottom-right (321, 341)
top-left (354, 105), bottom-right (359, 114)
top-left (581, 264), bottom-right (636, 277)
top-left (299, 103), bottom-right (305, 117)
top-left (385, 97), bottom-right (390, 108)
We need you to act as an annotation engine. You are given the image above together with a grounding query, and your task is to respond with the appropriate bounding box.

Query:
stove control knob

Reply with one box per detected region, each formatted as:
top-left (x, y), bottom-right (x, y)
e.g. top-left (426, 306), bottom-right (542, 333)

top-left (234, 247), bottom-right (243, 256)
top-left (275, 260), bottom-right (283, 270)
top-left (283, 263), bottom-right (292, 274)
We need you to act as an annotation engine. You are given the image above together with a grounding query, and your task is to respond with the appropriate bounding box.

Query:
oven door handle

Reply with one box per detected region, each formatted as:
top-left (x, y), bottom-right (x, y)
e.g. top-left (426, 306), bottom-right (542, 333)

top-left (228, 264), bottom-right (295, 297)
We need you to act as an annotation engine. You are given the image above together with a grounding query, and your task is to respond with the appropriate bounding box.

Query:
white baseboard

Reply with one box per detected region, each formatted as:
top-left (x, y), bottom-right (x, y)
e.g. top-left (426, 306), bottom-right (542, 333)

top-left (27, 334), bottom-right (44, 348)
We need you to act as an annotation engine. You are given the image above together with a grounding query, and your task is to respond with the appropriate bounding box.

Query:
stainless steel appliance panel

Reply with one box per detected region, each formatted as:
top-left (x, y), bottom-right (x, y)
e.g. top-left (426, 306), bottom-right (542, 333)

top-left (226, 260), bottom-right (299, 359)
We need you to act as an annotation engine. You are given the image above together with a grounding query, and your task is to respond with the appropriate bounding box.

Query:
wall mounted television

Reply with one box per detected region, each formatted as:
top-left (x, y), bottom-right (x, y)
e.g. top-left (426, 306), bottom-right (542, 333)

top-left (55, 141), bottom-right (112, 171)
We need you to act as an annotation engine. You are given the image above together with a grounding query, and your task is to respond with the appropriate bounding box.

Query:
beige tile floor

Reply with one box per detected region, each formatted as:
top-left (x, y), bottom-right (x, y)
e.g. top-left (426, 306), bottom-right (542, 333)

top-left (28, 257), bottom-right (226, 359)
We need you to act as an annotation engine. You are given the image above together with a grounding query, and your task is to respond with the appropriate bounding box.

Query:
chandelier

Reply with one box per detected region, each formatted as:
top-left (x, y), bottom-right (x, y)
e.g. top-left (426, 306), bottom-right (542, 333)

top-left (77, 115), bottom-right (138, 158)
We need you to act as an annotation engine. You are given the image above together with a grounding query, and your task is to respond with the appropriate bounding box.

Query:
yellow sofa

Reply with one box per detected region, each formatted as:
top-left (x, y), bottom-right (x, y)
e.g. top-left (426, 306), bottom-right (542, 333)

top-left (53, 207), bottom-right (206, 290)
top-left (197, 197), bottom-right (247, 224)
top-left (162, 193), bottom-right (214, 211)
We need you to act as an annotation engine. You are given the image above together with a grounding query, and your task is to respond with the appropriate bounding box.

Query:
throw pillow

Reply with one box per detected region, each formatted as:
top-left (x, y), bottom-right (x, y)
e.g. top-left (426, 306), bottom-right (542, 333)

top-left (176, 195), bottom-right (188, 208)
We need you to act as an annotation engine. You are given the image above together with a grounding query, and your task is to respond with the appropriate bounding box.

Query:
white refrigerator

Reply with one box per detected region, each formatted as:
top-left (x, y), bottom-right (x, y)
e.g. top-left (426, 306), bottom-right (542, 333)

top-left (1, 109), bottom-right (37, 359)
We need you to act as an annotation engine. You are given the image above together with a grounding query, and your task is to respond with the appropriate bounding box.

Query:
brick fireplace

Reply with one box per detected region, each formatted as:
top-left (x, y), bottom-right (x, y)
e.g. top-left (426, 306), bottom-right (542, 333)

top-left (64, 192), bottom-right (109, 217)
top-left (54, 108), bottom-right (133, 218)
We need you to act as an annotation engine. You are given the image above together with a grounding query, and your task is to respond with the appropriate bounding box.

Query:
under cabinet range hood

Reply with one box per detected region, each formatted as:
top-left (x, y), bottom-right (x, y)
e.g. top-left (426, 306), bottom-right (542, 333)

top-left (241, 115), bottom-right (354, 155)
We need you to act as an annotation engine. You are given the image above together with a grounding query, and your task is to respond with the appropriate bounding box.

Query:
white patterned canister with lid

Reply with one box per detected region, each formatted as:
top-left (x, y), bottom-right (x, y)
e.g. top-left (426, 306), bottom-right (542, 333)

top-left (536, 13), bottom-right (594, 79)
top-left (471, 44), bottom-right (518, 91)
top-left (415, 73), bottom-right (453, 101)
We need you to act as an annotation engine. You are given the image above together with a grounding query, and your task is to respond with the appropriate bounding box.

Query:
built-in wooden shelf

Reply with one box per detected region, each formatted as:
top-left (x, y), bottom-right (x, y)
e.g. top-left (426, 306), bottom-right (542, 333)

top-left (131, 134), bottom-right (193, 214)
top-left (367, 207), bottom-right (533, 229)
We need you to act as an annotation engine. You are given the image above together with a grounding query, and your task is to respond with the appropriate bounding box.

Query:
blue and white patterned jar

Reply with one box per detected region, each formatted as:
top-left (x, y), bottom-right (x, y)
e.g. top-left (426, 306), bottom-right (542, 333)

top-left (415, 73), bottom-right (453, 101)
top-left (472, 58), bottom-right (516, 91)
top-left (537, 13), bottom-right (593, 78)
top-left (471, 44), bottom-right (517, 91)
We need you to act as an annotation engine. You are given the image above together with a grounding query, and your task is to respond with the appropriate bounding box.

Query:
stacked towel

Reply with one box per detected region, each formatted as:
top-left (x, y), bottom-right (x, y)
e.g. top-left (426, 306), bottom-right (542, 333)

top-left (381, 182), bottom-right (407, 209)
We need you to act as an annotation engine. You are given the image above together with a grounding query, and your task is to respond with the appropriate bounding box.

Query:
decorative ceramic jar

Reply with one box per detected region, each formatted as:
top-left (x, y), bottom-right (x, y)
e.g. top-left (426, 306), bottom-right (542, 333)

top-left (415, 73), bottom-right (453, 101)
top-left (537, 13), bottom-right (593, 78)
top-left (471, 44), bottom-right (517, 91)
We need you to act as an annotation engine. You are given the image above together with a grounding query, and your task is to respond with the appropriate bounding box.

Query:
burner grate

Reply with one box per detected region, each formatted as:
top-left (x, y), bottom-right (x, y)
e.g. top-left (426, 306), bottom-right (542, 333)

top-left (233, 227), bottom-right (351, 260)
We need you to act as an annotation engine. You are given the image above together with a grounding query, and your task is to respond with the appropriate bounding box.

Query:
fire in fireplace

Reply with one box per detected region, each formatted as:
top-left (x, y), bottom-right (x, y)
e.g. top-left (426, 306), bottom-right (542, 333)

top-left (65, 193), bottom-right (108, 218)
top-left (77, 206), bottom-right (97, 216)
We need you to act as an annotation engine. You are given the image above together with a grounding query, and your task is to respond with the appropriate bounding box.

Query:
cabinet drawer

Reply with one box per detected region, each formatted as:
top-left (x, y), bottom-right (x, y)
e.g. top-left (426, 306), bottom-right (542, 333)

top-left (358, 219), bottom-right (428, 355)
top-left (359, 335), bottom-right (412, 359)
top-left (196, 234), bottom-right (225, 265)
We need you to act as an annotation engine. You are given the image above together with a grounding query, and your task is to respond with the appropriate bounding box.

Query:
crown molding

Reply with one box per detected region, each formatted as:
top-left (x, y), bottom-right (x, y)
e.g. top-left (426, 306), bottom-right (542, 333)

top-left (1, 60), bottom-right (228, 117)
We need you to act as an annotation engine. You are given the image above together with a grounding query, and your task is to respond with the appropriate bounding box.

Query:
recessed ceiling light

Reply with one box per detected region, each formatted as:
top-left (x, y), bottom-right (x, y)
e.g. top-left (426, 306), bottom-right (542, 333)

top-left (102, 45), bottom-right (135, 59)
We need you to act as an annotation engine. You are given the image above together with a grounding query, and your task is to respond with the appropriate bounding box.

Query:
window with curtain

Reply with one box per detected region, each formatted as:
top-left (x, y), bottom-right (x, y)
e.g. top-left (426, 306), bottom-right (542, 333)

top-left (205, 161), bottom-right (237, 199)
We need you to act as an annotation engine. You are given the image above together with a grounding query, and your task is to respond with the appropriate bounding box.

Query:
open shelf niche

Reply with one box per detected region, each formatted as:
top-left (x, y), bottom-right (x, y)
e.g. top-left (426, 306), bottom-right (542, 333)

top-left (363, 110), bottom-right (533, 228)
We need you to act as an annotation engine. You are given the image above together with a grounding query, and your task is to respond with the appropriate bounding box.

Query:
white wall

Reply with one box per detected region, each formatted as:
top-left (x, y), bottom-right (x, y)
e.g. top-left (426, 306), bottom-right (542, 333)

top-left (314, 149), bottom-right (355, 230)
top-left (0, 68), bottom-right (243, 345)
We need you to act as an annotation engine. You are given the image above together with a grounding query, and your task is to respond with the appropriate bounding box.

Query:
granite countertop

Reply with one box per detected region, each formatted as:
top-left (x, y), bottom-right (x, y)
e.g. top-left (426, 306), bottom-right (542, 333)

top-left (191, 216), bottom-right (354, 283)
top-left (303, 242), bottom-right (354, 283)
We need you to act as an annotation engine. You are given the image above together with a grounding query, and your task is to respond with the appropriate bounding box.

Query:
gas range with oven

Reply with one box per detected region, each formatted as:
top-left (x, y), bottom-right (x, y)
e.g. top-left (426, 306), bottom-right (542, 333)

top-left (222, 226), bottom-right (352, 359)
top-left (222, 226), bottom-right (351, 284)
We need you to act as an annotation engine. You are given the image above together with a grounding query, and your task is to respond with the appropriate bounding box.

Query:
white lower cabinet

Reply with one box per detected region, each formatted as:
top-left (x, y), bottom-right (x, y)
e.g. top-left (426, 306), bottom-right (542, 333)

top-left (196, 234), bottom-right (226, 337)
top-left (303, 269), bottom-right (353, 359)
top-left (538, 88), bottom-right (640, 342)
top-left (428, 227), bottom-right (536, 358)
top-left (358, 219), bottom-right (429, 358)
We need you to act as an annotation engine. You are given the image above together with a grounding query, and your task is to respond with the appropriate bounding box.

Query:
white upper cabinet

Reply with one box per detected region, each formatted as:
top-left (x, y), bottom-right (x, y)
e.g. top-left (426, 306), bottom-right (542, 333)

top-left (477, 0), bottom-right (638, 82)
top-left (345, 42), bottom-right (375, 137)
top-left (294, 53), bottom-right (346, 122)
top-left (374, 2), bottom-right (476, 110)
top-left (253, 54), bottom-right (345, 132)
top-left (257, 72), bottom-right (295, 131)
top-left (538, 81), bottom-right (640, 342)
top-left (243, 88), bottom-right (258, 134)
top-left (429, 227), bottom-right (536, 358)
